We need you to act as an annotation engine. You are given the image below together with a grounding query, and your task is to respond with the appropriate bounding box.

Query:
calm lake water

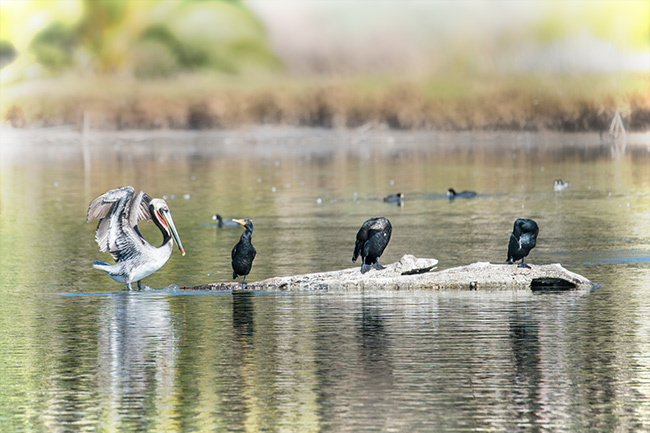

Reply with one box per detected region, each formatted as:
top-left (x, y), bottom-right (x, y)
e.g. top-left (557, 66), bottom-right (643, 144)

top-left (1, 128), bottom-right (649, 432)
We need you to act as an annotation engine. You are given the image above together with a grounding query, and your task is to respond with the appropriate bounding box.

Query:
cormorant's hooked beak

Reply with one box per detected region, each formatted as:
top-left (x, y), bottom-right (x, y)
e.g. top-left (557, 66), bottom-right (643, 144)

top-left (233, 218), bottom-right (246, 227)
top-left (162, 209), bottom-right (185, 256)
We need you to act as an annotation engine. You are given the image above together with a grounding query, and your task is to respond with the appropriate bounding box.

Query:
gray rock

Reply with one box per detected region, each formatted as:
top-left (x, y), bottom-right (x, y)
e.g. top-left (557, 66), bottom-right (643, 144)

top-left (182, 254), bottom-right (595, 292)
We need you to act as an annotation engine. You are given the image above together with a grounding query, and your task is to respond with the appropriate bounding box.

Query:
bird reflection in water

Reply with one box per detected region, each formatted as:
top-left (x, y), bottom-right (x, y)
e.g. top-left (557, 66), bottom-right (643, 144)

top-left (232, 292), bottom-right (255, 343)
top-left (508, 308), bottom-right (542, 418)
top-left (96, 292), bottom-right (177, 413)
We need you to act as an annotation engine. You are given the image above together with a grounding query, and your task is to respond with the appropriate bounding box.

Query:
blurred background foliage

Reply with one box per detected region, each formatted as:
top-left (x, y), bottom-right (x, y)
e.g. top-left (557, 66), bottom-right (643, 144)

top-left (0, 0), bottom-right (648, 82)
top-left (0, 0), bottom-right (281, 81)
top-left (0, 0), bottom-right (648, 130)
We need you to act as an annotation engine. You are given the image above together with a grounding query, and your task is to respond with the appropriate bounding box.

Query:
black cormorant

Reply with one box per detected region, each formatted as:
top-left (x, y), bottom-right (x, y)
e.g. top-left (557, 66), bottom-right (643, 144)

top-left (507, 218), bottom-right (539, 269)
top-left (212, 214), bottom-right (242, 228)
top-left (352, 217), bottom-right (392, 274)
top-left (383, 193), bottom-right (404, 205)
top-left (232, 218), bottom-right (256, 285)
top-left (447, 188), bottom-right (477, 199)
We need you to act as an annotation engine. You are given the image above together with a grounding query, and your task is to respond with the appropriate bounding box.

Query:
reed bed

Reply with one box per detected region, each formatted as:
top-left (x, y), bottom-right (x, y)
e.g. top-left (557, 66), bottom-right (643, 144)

top-left (2, 73), bottom-right (648, 131)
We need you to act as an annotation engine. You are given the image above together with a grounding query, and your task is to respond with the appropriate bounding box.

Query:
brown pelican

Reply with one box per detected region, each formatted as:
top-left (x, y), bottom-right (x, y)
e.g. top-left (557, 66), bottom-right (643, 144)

top-left (231, 218), bottom-right (256, 286)
top-left (352, 217), bottom-right (392, 273)
top-left (507, 218), bottom-right (538, 269)
top-left (87, 186), bottom-right (185, 290)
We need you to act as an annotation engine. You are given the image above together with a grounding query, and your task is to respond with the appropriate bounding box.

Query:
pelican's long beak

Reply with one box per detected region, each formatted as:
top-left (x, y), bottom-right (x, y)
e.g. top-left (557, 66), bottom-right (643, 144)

top-left (164, 209), bottom-right (185, 256)
top-left (233, 218), bottom-right (246, 226)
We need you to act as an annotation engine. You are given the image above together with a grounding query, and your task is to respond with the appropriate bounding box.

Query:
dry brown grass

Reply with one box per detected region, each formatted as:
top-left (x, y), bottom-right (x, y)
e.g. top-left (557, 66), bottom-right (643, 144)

top-left (2, 73), bottom-right (649, 131)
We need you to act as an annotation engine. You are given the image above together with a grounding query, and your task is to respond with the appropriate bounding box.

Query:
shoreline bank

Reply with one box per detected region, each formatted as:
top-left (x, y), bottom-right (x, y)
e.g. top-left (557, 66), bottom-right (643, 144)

top-left (2, 73), bottom-right (649, 132)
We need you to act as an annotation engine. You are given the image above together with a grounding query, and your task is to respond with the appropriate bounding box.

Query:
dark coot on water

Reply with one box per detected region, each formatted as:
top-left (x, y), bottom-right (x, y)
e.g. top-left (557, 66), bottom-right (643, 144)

top-left (383, 193), bottom-right (404, 205)
top-left (507, 218), bottom-right (539, 269)
top-left (212, 214), bottom-right (242, 228)
top-left (231, 219), bottom-right (256, 285)
top-left (352, 217), bottom-right (392, 274)
top-left (447, 188), bottom-right (477, 199)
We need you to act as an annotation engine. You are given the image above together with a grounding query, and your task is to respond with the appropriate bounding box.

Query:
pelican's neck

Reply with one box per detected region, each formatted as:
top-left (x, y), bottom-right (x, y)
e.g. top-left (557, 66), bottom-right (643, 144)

top-left (150, 207), bottom-right (173, 248)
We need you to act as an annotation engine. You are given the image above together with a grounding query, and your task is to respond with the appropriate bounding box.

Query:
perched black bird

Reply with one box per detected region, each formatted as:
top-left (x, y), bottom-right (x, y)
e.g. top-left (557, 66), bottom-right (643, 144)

top-left (507, 218), bottom-right (539, 269)
top-left (383, 193), bottom-right (404, 205)
top-left (352, 217), bottom-right (392, 274)
top-left (212, 214), bottom-right (242, 228)
top-left (447, 188), bottom-right (477, 199)
top-left (231, 219), bottom-right (256, 285)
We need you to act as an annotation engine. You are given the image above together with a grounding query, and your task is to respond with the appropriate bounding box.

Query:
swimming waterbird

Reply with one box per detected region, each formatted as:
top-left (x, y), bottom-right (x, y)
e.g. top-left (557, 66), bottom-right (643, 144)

top-left (383, 193), bottom-right (404, 205)
top-left (212, 214), bottom-right (243, 228)
top-left (553, 179), bottom-right (570, 192)
top-left (447, 188), bottom-right (477, 199)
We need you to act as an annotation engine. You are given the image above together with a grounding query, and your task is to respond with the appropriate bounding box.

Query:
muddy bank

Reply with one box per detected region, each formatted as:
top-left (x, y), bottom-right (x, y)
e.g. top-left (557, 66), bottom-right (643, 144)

top-left (2, 74), bottom-right (649, 131)
top-left (182, 254), bottom-right (595, 292)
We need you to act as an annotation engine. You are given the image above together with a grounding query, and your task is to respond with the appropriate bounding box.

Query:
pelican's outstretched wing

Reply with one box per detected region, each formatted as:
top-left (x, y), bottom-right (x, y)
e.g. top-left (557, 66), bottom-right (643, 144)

top-left (127, 189), bottom-right (153, 228)
top-left (88, 186), bottom-right (135, 258)
top-left (87, 186), bottom-right (134, 223)
top-left (113, 189), bottom-right (153, 260)
top-left (87, 186), bottom-right (153, 262)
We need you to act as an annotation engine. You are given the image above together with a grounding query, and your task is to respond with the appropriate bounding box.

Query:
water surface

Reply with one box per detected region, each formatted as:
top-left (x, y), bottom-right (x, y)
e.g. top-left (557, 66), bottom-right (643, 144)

top-left (1, 128), bottom-right (649, 432)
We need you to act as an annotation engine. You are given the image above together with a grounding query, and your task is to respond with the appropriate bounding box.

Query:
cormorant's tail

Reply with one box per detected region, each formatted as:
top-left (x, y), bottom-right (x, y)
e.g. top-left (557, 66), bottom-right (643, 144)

top-left (93, 261), bottom-right (111, 269)
top-left (233, 271), bottom-right (238, 280)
